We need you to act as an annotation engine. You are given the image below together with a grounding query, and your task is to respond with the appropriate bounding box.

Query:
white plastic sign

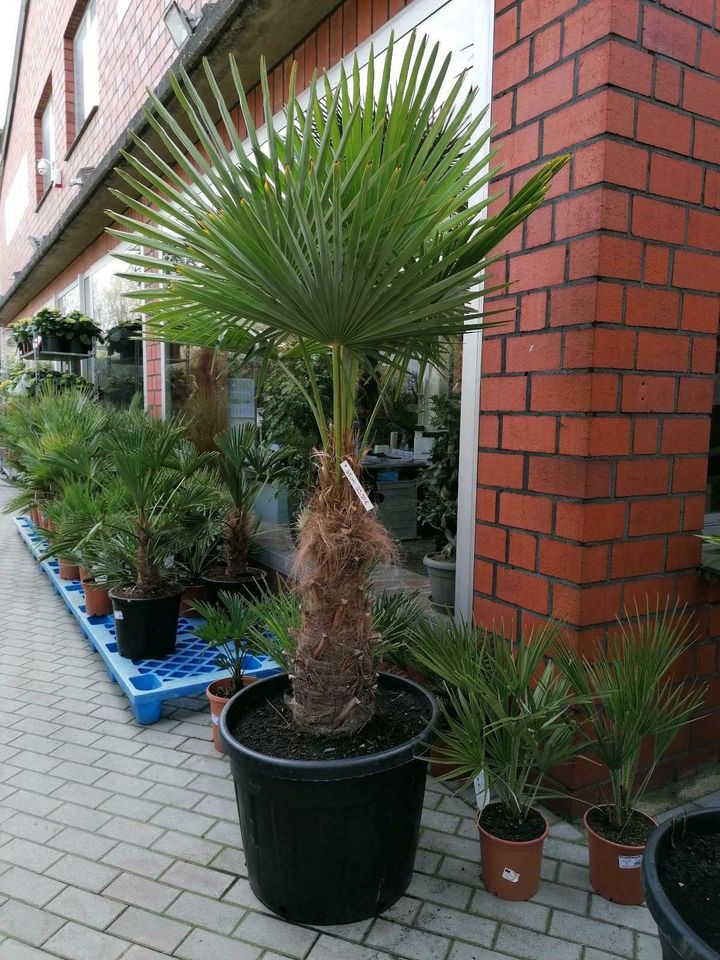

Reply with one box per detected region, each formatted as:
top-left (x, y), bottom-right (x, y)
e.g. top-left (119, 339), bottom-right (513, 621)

top-left (618, 855), bottom-right (642, 869)
top-left (474, 771), bottom-right (489, 811)
top-left (114, 610), bottom-right (124, 621)
top-left (340, 460), bottom-right (374, 511)
top-left (502, 867), bottom-right (520, 883)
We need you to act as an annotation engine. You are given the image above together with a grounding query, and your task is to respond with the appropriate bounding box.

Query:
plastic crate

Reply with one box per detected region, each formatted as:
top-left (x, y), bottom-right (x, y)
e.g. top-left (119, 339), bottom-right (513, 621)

top-left (15, 516), bottom-right (280, 723)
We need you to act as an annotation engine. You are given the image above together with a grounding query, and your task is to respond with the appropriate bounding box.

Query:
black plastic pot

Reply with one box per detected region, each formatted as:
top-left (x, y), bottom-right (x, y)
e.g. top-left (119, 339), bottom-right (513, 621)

top-left (643, 810), bottom-right (720, 960)
top-left (43, 334), bottom-right (65, 353)
top-left (70, 337), bottom-right (88, 355)
top-left (108, 588), bottom-right (181, 660)
top-left (219, 671), bottom-right (438, 924)
top-left (201, 567), bottom-right (267, 605)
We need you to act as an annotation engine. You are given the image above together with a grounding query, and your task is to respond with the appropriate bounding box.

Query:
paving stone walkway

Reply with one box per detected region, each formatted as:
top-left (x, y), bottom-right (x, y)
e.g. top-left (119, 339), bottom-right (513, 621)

top-left (2, 480), bottom-right (717, 960)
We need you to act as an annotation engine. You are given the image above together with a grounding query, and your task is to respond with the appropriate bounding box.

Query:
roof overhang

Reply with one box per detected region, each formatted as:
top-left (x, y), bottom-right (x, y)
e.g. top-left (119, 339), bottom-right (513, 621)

top-left (0, 0), bottom-right (340, 324)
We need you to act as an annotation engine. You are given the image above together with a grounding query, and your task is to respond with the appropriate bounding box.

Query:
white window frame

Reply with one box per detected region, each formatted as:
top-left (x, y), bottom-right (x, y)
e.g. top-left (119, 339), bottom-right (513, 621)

top-left (73, 0), bottom-right (99, 132)
top-left (40, 99), bottom-right (55, 194)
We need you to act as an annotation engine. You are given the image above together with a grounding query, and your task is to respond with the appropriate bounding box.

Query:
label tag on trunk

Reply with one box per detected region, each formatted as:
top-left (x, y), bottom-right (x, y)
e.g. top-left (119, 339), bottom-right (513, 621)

top-left (618, 855), bottom-right (642, 869)
top-left (114, 610), bottom-right (124, 620)
top-left (501, 867), bottom-right (520, 883)
top-left (340, 460), bottom-right (374, 512)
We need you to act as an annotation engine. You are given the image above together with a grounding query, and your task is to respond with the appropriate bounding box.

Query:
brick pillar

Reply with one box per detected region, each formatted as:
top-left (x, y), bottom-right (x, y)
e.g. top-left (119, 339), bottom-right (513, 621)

top-left (475, 0), bottom-right (720, 788)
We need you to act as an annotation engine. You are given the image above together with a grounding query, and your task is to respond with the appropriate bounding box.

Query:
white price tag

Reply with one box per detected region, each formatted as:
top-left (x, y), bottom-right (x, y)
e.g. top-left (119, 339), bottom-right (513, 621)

top-left (474, 772), bottom-right (489, 811)
top-left (340, 460), bottom-right (374, 512)
top-left (618, 855), bottom-right (642, 870)
top-left (501, 867), bottom-right (520, 883)
top-left (114, 610), bottom-right (124, 621)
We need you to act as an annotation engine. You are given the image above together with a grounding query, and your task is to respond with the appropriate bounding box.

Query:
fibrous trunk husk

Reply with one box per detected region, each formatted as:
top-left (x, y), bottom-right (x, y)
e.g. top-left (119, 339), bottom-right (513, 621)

top-left (224, 508), bottom-right (253, 578)
top-left (289, 434), bottom-right (396, 737)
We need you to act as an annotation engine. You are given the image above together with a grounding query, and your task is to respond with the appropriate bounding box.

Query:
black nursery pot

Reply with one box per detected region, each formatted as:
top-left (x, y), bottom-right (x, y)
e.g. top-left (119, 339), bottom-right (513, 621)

top-left (201, 567), bottom-right (267, 605)
top-left (643, 810), bottom-right (720, 960)
top-left (43, 333), bottom-right (65, 353)
top-left (219, 671), bottom-right (439, 925)
top-left (108, 588), bottom-right (181, 660)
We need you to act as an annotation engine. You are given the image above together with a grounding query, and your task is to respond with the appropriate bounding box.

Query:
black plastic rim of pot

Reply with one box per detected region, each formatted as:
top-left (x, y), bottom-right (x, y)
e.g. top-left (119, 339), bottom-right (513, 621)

top-left (219, 670), bottom-right (439, 779)
top-left (218, 671), bottom-right (439, 924)
top-left (642, 809), bottom-right (720, 960)
top-left (201, 567), bottom-right (267, 604)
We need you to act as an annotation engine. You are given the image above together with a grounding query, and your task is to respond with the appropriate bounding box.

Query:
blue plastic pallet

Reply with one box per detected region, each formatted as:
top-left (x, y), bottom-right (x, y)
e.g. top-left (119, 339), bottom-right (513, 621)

top-left (15, 516), bottom-right (280, 723)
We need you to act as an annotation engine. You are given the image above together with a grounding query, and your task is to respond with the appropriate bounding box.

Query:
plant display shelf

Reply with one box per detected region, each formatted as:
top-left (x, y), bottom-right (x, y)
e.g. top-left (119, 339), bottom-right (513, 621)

top-left (15, 515), bottom-right (280, 724)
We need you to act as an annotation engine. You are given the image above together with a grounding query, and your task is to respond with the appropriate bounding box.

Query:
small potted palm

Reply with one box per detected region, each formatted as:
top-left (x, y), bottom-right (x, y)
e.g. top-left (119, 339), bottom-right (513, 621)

top-left (412, 618), bottom-right (581, 901)
top-left (109, 34), bottom-right (565, 923)
top-left (192, 591), bottom-right (264, 751)
top-left (555, 602), bottom-right (705, 906)
top-left (95, 409), bottom-right (218, 658)
top-left (201, 424), bottom-right (288, 604)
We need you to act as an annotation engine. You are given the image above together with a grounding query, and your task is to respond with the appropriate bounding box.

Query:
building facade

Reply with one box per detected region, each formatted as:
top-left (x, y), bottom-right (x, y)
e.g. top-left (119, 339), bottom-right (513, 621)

top-left (1, 0), bottom-right (719, 797)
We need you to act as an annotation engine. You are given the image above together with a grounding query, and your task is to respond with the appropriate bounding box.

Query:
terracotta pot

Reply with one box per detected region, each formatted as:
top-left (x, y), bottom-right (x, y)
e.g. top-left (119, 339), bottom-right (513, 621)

top-left (207, 676), bottom-right (255, 753)
top-left (58, 558), bottom-right (80, 581)
top-left (79, 565), bottom-right (91, 582)
top-left (82, 578), bottom-right (112, 617)
top-left (30, 508), bottom-right (41, 526)
top-left (180, 583), bottom-right (207, 617)
top-left (584, 808), bottom-right (656, 906)
top-left (477, 805), bottom-right (549, 902)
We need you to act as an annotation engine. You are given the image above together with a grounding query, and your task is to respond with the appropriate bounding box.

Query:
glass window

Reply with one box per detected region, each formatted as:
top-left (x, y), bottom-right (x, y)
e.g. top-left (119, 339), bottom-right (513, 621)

top-left (87, 255), bottom-right (144, 407)
top-left (40, 99), bottom-right (55, 194)
top-left (57, 282), bottom-right (81, 314)
top-left (73, 0), bottom-right (99, 132)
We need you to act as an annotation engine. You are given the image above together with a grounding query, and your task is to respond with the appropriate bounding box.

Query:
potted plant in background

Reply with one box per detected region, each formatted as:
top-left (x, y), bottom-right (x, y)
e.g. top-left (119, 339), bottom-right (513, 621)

top-left (62, 311), bottom-right (103, 354)
top-left (95, 409), bottom-right (218, 659)
top-left (9, 317), bottom-right (33, 355)
top-left (643, 810), bottom-right (720, 960)
top-left (201, 423), bottom-right (288, 604)
top-left (32, 307), bottom-right (66, 353)
top-left (555, 602), bottom-right (705, 906)
top-left (412, 618), bottom-right (581, 900)
top-left (192, 591), bottom-right (265, 751)
top-left (418, 395), bottom-right (460, 612)
top-left (109, 34), bottom-right (566, 923)
top-left (105, 318), bottom-right (142, 361)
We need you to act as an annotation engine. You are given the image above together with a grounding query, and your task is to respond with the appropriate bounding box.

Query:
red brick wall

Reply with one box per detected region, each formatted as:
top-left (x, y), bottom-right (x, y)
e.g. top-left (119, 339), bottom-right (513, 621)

top-left (476, 0), bottom-right (720, 785)
top-left (0, 0), bottom-right (210, 294)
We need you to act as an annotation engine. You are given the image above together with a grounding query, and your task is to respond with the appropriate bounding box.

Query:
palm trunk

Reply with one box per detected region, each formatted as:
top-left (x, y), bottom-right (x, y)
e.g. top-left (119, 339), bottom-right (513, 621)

top-left (224, 508), bottom-right (252, 579)
top-left (290, 433), bottom-right (396, 737)
top-left (136, 520), bottom-right (159, 588)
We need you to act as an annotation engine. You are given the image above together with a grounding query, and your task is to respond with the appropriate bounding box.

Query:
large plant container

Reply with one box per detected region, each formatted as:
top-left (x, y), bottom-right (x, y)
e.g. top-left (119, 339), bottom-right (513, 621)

top-left (585, 807), bottom-right (656, 906)
top-left (219, 671), bottom-right (438, 924)
top-left (643, 810), bottom-right (720, 960)
top-left (478, 805), bottom-right (548, 901)
top-left (201, 567), bottom-right (267, 606)
top-left (108, 589), bottom-right (181, 659)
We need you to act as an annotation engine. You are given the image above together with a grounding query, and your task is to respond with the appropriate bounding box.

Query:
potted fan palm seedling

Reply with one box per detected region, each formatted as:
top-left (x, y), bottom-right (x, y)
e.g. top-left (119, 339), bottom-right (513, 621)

top-left (92, 408), bottom-right (218, 658)
top-left (192, 591), bottom-right (266, 751)
top-left (412, 618), bottom-right (581, 901)
top-left (555, 602), bottom-right (705, 906)
top-left (201, 423), bottom-right (288, 604)
top-left (109, 33), bottom-right (566, 923)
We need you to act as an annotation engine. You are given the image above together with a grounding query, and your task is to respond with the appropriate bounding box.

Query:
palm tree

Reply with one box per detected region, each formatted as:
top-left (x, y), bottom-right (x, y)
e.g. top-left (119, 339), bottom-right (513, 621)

top-left (108, 33), bottom-right (567, 736)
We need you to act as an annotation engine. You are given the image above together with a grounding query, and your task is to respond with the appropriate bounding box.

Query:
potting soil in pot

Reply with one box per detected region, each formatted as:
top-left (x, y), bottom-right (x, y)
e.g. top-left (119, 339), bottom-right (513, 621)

top-left (232, 686), bottom-right (431, 761)
top-left (587, 807), bottom-right (656, 845)
top-left (479, 804), bottom-right (546, 842)
top-left (658, 826), bottom-right (720, 952)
